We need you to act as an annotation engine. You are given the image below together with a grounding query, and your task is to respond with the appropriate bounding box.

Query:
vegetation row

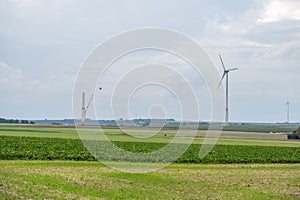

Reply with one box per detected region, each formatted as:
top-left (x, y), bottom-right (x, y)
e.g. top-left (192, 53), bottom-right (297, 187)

top-left (0, 136), bottom-right (299, 163)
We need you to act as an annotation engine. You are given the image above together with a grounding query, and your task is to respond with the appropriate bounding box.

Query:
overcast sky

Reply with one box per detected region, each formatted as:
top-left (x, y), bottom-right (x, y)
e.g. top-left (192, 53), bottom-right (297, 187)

top-left (0, 0), bottom-right (299, 122)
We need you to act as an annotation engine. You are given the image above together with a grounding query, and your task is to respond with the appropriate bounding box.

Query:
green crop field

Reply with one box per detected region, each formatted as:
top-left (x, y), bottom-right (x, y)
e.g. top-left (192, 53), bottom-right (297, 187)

top-left (0, 124), bottom-right (299, 199)
top-left (0, 135), bottom-right (299, 163)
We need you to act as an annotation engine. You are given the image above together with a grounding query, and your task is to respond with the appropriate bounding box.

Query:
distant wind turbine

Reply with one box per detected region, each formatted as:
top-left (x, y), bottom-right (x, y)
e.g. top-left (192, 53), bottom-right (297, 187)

top-left (286, 99), bottom-right (290, 124)
top-left (81, 92), bottom-right (94, 126)
top-left (218, 54), bottom-right (238, 126)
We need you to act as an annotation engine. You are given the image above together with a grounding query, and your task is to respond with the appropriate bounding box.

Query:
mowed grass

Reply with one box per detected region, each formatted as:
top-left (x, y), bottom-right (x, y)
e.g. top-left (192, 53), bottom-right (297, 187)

top-left (0, 161), bottom-right (299, 199)
top-left (0, 125), bottom-right (299, 147)
top-left (0, 126), bottom-right (78, 139)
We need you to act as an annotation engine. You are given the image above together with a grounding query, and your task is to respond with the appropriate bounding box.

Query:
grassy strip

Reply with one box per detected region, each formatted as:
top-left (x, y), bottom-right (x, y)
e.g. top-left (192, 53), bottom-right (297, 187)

top-left (1, 160), bottom-right (300, 170)
top-left (0, 136), bottom-right (299, 163)
top-left (0, 161), bottom-right (299, 199)
top-left (1, 123), bottom-right (298, 133)
top-left (198, 125), bottom-right (298, 133)
top-left (1, 126), bottom-right (300, 148)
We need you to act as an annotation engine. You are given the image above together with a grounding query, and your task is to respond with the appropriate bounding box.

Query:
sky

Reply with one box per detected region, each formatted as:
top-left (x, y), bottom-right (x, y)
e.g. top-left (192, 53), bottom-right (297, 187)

top-left (0, 0), bottom-right (299, 122)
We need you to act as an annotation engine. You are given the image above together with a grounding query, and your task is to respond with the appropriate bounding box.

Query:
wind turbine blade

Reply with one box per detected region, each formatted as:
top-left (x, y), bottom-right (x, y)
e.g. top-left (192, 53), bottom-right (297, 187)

top-left (228, 67), bottom-right (238, 71)
top-left (219, 54), bottom-right (226, 71)
top-left (217, 72), bottom-right (226, 88)
top-left (86, 94), bottom-right (94, 111)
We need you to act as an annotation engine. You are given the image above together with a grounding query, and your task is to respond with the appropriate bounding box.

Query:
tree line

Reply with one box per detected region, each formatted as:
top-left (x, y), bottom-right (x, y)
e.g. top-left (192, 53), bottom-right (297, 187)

top-left (0, 118), bottom-right (35, 124)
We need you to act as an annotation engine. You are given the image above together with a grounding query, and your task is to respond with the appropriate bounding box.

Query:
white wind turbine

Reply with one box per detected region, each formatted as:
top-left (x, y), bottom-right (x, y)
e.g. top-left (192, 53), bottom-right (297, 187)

top-left (218, 54), bottom-right (238, 126)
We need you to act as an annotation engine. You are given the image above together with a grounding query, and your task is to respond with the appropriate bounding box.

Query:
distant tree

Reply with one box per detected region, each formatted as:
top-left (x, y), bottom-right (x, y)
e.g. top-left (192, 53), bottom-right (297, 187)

top-left (30, 121), bottom-right (35, 124)
top-left (8, 119), bottom-right (14, 123)
top-left (21, 120), bottom-right (29, 124)
top-left (14, 119), bottom-right (19, 124)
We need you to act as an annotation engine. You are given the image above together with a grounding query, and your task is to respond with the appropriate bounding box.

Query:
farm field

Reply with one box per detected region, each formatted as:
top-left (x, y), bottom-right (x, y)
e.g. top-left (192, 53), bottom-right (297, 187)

top-left (0, 124), bottom-right (299, 199)
top-left (0, 161), bottom-right (299, 199)
top-left (1, 135), bottom-right (299, 163)
top-left (0, 124), bottom-right (299, 147)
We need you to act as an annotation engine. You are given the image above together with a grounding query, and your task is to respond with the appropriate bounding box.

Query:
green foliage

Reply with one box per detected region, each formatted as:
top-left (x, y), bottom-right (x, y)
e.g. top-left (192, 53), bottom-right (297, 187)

top-left (178, 144), bottom-right (300, 164)
top-left (0, 118), bottom-right (35, 124)
top-left (0, 136), bottom-right (94, 161)
top-left (0, 136), bottom-right (299, 163)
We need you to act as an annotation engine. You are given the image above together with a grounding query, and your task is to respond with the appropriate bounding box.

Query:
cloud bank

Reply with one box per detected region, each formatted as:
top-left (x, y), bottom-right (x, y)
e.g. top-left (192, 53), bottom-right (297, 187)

top-left (0, 0), bottom-right (299, 122)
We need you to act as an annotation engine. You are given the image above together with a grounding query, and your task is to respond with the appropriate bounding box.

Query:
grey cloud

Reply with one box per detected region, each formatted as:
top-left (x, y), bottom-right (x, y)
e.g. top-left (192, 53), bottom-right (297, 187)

top-left (0, 0), bottom-right (299, 122)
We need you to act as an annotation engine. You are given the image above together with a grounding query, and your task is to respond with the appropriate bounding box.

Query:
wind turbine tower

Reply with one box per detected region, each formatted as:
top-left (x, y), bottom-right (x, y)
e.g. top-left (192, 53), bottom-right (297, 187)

top-left (80, 92), bottom-right (94, 126)
top-left (218, 54), bottom-right (238, 126)
top-left (286, 100), bottom-right (290, 124)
